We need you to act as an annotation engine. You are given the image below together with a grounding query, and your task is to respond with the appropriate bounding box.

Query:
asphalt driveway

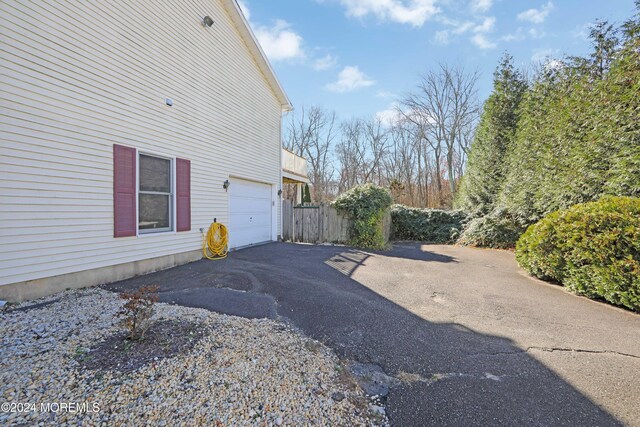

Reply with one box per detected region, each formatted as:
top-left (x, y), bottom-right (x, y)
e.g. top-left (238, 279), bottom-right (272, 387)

top-left (105, 242), bottom-right (640, 426)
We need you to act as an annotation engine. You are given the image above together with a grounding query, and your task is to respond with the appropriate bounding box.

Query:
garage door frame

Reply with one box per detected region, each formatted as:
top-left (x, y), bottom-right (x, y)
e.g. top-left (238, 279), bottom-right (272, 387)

top-left (227, 176), bottom-right (277, 250)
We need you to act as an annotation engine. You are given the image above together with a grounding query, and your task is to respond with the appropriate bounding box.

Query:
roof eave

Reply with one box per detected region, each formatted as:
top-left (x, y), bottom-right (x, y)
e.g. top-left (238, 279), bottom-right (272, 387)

top-left (222, 0), bottom-right (293, 112)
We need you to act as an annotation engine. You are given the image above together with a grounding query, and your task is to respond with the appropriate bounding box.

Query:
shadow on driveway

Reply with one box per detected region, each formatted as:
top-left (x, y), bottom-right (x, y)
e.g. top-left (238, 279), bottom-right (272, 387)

top-left (104, 242), bottom-right (625, 426)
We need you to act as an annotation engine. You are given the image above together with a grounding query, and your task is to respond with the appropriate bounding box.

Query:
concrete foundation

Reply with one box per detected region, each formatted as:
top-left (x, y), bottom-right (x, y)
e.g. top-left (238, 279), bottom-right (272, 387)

top-left (0, 250), bottom-right (203, 302)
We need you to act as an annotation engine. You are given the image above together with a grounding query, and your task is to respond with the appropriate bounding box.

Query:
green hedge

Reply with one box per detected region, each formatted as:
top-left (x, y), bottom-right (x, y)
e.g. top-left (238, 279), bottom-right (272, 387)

top-left (516, 196), bottom-right (640, 311)
top-left (457, 212), bottom-right (524, 249)
top-left (333, 184), bottom-right (392, 249)
top-left (391, 205), bottom-right (467, 243)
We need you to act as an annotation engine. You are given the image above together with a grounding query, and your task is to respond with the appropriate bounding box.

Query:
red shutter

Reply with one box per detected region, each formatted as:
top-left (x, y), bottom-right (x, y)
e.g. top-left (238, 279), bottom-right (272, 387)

top-left (176, 158), bottom-right (191, 232)
top-left (113, 144), bottom-right (137, 237)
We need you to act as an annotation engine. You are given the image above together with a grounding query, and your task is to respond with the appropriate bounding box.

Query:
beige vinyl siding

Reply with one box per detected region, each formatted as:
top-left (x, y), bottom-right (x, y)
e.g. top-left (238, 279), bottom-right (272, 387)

top-left (0, 0), bottom-right (283, 286)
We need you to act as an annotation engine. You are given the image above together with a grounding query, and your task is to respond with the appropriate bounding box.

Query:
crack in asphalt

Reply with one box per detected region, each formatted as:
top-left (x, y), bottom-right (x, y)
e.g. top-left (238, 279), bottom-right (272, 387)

top-left (467, 346), bottom-right (640, 360)
top-left (526, 346), bottom-right (640, 359)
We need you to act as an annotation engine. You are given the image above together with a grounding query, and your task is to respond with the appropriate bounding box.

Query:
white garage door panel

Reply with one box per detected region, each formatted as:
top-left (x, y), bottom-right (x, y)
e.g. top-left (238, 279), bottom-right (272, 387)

top-left (229, 179), bottom-right (272, 249)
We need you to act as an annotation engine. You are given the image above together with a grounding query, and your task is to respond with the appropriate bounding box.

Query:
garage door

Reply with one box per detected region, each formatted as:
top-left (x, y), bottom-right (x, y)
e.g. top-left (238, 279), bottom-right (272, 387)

top-left (228, 178), bottom-right (272, 249)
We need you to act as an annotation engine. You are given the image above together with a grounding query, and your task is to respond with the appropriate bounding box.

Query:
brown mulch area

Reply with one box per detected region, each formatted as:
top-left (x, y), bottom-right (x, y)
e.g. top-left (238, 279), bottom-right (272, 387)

top-left (78, 319), bottom-right (209, 372)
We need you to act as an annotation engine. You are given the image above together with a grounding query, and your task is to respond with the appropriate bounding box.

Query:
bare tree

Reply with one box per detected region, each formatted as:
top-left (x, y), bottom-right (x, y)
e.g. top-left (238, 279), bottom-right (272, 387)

top-left (400, 64), bottom-right (480, 205)
top-left (396, 103), bottom-right (435, 207)
top-left (335, 118), bottom-right (363, 192)
top-left (284, 66), bottom-right (479, 209)
top-left (284, 106), bottom-right (337, 202)
top-left (444, 66), bottom-right (480, 194)
top-left (362, 117), bottom-right (390, 184)
top-left (383, 122), bottom-right (421, 205)
top-left (336, 117), bottom-right (389, 192)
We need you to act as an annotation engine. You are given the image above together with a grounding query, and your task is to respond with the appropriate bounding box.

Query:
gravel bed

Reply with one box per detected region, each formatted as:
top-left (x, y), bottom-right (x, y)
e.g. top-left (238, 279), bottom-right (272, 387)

top-left (0, 288), bottom-right (387, 426)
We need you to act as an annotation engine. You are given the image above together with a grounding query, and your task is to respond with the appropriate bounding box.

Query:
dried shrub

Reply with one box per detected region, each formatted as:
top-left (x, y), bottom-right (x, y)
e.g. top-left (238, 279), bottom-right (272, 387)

top-left (118, 286), bottom-right (159, 340)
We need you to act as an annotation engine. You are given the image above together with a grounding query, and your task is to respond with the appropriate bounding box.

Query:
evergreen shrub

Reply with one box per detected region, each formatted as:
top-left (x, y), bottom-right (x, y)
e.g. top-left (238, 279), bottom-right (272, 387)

top-left (391, 205), bottom-right (468, 243)
top-left (458, 211), bottom-right (523, 249)
top-left (516, 196), bottom-right (640, 311)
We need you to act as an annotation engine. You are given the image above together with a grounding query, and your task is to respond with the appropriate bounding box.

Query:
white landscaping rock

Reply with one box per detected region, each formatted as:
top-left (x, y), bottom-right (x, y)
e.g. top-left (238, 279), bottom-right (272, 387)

top-left (0, 288), bottom-right (388, 426)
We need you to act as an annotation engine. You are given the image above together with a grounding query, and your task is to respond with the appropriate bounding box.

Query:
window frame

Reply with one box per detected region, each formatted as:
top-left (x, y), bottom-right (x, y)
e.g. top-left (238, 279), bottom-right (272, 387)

top-left (136, 151), bottom-right (176, 236)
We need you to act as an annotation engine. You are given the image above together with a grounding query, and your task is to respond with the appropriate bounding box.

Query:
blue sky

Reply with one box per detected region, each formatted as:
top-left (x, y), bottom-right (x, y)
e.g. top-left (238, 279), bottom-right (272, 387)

top-left (238, 1), bottom-right (636, 120)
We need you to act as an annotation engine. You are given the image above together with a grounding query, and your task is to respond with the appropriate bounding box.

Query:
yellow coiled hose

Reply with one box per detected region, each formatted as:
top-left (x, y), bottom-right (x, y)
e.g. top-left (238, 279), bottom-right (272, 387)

top-left (202, 222), bottom-right (229, 260)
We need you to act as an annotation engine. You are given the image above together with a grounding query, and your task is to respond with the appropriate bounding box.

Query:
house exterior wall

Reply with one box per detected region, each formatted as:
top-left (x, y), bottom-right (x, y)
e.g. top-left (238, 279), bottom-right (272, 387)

top-left (0, 0), bottom-right (284, 298)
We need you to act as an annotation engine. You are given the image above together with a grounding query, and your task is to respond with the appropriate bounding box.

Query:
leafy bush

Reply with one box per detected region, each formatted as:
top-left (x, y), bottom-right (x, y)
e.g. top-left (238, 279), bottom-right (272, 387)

top-left (458, 211), bottom-right (524, 249)
top-left (391, 205), bottom-right (467, 243)
top-left (118, 286), bottom-right (160, 340)
top-left (333, 184), bottom-right (392, 249)
top-left (516, 196), bottom-right (640, 311)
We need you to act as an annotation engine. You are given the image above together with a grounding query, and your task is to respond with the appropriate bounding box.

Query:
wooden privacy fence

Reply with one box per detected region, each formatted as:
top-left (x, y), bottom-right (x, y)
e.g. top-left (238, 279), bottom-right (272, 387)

top-left (281, 200), bottom-right (391, 244)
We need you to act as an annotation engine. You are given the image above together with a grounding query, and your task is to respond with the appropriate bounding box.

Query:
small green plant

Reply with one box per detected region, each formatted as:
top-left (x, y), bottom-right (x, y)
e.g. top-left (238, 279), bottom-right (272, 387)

top-left (332, 184), bottom-right (392, 249)
top-left (118, 285), bottom-right (160, 340)
top-left (516, 196), bottom-right (640, 311)
top-left (73, 346), bottom-right (92, 362)
top-left (303, 183), bottom-right (312, 204)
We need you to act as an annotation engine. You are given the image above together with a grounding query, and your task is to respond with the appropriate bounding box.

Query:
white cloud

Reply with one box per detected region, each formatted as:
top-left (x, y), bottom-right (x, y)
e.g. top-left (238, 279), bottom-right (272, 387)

top-left (470, 16), bottom-right (496, 49)
top-left (254, 20), bottom-right (305, 62)
top-left (237, 0), bottom-right (251, 20)
top-left (454, 21), bottom-right (475, 34)
top-left (336, 0), bottom-right (440, 27)
top-left (470, 0), bottom-right (493, 13)
top-left (517, 2), bottom-right (554, 24)
top-left (238, 2), bottom-right (304, 62)
top-left (471, 33), bottom-right (496, 49)
top-left (435, 16), bottom-right (494, 47)
top-left (376, 103), bottom-right (402, 125)
top-left (433, 18), bottom-right (474, 44)
top-left (500, 29), bottom-right (525, 42)
top-left (528, 28), bottom-right (546, 39)
top-left (313, 54), bottom-right (338, 70)
top-left (474, 16), bottom-right (495, 33)
top-left (434, 30), bottom-right (450, 45)
top-left (376, 90), bottom-right (396, 98)
top-left (326, 66), bottom-right (375, 93)
top-left (571, 23), bottom-right (591, 41)
top-left (242, 2), bottom-right (334, 70)
top-left (500, 26), bottom-right (545, 43)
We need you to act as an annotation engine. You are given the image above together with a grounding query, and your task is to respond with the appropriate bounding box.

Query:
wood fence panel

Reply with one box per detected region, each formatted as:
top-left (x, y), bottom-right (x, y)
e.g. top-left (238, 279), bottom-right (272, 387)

top-left (282, 203), bottom-right (390, 245)
top-left (294, 208), bottom-right (304, 242)
top-left (325, 206), bottom-right (349, 243)
top-left (338, 208), bottom-right (350, 242)
top-left (325, 206), bottom-right (335, 242)
top-left (319, 204), bottom-right (329, 242)
top-left (382, 211), bottom-right (391, 242)
top-left (304, 207), bottom-right (319, 243)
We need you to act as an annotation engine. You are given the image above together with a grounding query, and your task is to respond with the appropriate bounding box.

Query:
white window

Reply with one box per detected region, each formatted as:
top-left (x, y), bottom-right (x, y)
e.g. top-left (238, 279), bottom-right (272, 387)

top-left (138, 154), bottom-right (173, 233)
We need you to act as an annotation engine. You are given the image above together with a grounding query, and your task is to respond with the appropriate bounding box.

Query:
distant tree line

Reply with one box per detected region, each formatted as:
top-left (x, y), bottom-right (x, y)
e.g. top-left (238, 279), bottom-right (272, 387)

top-left (284, 65), bottom-right (480, 208)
